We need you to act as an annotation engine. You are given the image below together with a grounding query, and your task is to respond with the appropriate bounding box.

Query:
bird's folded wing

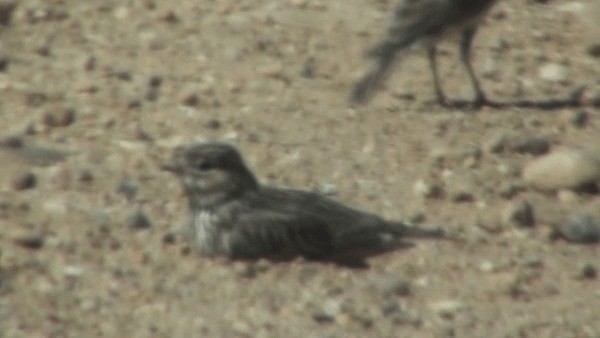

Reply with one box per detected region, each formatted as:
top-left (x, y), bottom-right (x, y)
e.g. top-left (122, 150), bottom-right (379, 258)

top-left (227, 210), bottom-right (335, 260)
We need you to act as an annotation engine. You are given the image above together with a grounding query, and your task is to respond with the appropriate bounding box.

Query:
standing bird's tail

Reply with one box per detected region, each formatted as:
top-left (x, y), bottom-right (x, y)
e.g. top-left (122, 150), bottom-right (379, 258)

top-left (349, 42), bottom-right (399, 105)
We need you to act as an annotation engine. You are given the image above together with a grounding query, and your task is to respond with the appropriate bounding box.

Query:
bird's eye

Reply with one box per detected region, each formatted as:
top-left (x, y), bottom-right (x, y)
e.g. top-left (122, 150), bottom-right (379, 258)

top-left (194, 160), bottom-right (214, 171)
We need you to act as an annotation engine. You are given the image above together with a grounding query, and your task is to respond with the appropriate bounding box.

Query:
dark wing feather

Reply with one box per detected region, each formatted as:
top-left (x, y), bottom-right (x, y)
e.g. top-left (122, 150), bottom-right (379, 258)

top-left (252, 187), bottom-right (384, 229)
top-left (241, 188), bottom-right (411, 259)
top-left (226, 209), bottom-right (335, 260)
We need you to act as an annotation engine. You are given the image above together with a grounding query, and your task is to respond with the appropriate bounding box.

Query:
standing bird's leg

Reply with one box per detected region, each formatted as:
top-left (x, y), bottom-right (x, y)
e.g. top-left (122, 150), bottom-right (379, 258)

top-left (460, 27), bottom-right (487, 106)
top-left (427, 45), bottom-right (446, 105)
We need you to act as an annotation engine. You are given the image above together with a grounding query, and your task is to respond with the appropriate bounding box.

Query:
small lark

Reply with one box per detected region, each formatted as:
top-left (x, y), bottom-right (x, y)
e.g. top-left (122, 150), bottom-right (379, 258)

top-left (163, 142), bottom-right (447, 266)
top-left (351, 0), bottom-right (498, 106)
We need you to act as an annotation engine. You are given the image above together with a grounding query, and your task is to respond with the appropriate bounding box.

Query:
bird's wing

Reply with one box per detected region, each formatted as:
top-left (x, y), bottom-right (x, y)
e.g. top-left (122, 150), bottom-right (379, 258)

top-left (234, 188), bottom-right (449, 261)
top-left (227, 208), bottom-right (335, 260)
top-left (241, 188), bottom-right (413, 258)
top-left (255, 187), bottom-right (385, 227)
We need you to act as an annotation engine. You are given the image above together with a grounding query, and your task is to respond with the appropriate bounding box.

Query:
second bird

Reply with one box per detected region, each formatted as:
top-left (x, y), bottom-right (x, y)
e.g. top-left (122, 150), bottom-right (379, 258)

top-left (163, 142), bottom-right (448, 266)
top-left (350, 0), bottom-right (498, 106)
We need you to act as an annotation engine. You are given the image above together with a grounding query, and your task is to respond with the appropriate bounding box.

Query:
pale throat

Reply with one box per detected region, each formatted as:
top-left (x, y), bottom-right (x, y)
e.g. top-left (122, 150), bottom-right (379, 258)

top-left (192, 210), bottom-right (222, 255)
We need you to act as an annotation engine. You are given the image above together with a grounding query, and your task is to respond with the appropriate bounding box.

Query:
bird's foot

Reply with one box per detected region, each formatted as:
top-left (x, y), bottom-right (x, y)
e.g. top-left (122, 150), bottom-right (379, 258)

top-left (472, 92), bottom-right (487, 107)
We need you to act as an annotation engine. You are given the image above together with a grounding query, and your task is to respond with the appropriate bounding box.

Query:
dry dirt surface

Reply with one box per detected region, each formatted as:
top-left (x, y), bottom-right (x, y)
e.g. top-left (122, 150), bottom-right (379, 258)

top-left (1, 0), bottom-right (599, 337)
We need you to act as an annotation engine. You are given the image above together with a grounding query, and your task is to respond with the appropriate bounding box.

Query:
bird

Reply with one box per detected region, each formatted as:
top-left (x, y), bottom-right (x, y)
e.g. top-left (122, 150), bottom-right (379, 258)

top-left (350, 0), bottom-right (498, 107)
top-left (162, 142), bottom-right (449, 266)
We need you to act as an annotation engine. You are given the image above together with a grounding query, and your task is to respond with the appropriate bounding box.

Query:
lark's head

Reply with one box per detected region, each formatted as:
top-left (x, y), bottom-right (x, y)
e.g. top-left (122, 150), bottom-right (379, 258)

top-left (162, 142), bottom-right (259, 209)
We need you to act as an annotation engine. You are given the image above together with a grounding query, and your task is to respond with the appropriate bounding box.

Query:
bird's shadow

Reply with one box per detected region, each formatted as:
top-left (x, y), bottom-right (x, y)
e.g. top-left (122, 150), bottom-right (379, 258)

top-left (326, 241), bottom-right (417, 270)
top-left (233, 241), bottom-right (418, 270)
top-left (442, 86), bottom-right (588, 111)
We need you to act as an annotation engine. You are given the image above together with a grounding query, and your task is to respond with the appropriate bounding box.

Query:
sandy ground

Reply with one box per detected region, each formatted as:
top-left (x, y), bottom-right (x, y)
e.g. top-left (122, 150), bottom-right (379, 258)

top-left (1, 0), bottom-right (599, 337)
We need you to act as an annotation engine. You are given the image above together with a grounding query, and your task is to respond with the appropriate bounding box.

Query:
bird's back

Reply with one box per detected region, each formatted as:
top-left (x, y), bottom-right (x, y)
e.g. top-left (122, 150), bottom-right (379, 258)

top-left (249, 187), bottom-right (385, 230)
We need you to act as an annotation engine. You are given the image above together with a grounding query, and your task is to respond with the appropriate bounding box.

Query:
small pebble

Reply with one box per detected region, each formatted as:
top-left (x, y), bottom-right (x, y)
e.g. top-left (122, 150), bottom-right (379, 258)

top-left (497, 181), bottom-right (523, 199)
top-left (538, 62), bottom-right (569, 84)
top-left (476, 211), bottom-right (503, 233)
top-left (413, 179), bottom-right (442, 199)
top-left (181, 93), bottom-right (200, 107)
top-left (381, 300), bottom-right (401, 316)
top-left (0, 50), bottom-right (7, 71)
top-left (451, 190), bottom-right (473, 203)
top-left (82, 55), bottom-right (96, 71)
top-left (50, 164), bottom-right (72, 190)
top-left (586, 42), bottom-right (600, 58)
top-left (231, 320), bottom-right (252, 336)
top-left (117, 180), bottom-right (138, 200)
top-left (580, 85), bottom-right (600, 107)
top-left (11, 172), bottom-right (37, 190)
top-left (205, 119), bottom-right (221, 130)
top-left (162, 232), bottom-right (176, 245)
top-left (350, 311), bottom-right (374, 328)
top-left (502, 200), bottom-right (535, 228)
top-left (13, 233), bottom-right (44, 249)
top-left (312, 299), bottom-right (343, 323)
top-left (0, 1), bottom-right (17, 26)
top-left (511, 136), bottom-right (549, 155)
top-left (496, 162), bottom-right (521, 177)
top-left (388, 307), bottom-right (423, 326)
top-left (479, 261), bottom-right (496, 273)
top-left (579, 263), bottom-right (597, 279)
top-left (148, 75), bottom-right (163, 88)
top-left (63, 265), bottom-right (84, 277)
top-left (42, 198), bottom-right (66, 215)
top-left (485, 133), bottom-right (509, 153)
top-left (446, 177), bottom-right (475, 203)
top-left (457, 147), bottom-right (482, 167)
top-left (557, 189), bottom-right (579, 203)
top-left (25, 92), bottom-right (47, 107)
top-left (159, 10), bottom-right (179, 24)
top-left (522, 149), bottom-right (600, 192)
top-left (429, 300), bottom-right (467, 320)
top-left (559, 213), bottom-right (600, 244)
top-left (126, 209), bottom-right (151, 229)
top-left (521, 256), bottom-right (543, 268)
top-left (237, 259), bottom-right (270, 279)
top-left (558, 110), bottom-right (588, 128)
top-left (41, 108), bottom-right (76, 127)
top-left (10, 143), bottom-right (68, 166)
top-left (78, 169), bottom-right (94, 184)
top-left (259, 62), bottom-right (284, 78)
top-left (300, 57), bottom-right (315, 78)
top-left (407, 209), bottom-right (426, 224)
top-left (378, 278), bottom-right (412, 297)
top-left (312, 183), bottom-right (335, 198)
top-left (88, 209), bottom-right (111, 226)
top-left (0, 135), bottom-right (22, 148)
top-left (484, 132), bottom-right (549, 155)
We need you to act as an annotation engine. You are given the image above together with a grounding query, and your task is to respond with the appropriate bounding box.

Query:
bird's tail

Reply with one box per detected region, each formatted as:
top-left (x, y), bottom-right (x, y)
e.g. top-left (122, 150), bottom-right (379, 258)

top-left (349, 41), bottom-right (400, 105)
top-left (387, 222), bottom-right (451, 239)
top-left (331, 221), bottom-right (452, 260)
top-left (332, 228), bottom-right (407, 261)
